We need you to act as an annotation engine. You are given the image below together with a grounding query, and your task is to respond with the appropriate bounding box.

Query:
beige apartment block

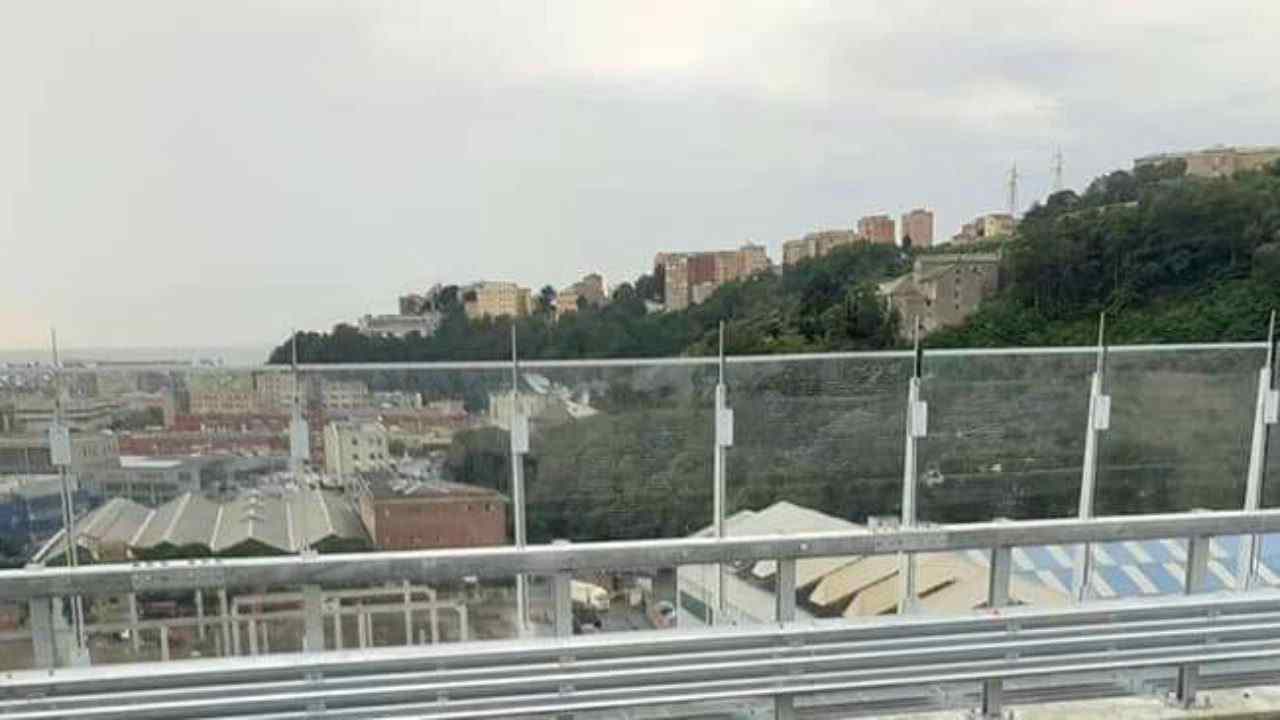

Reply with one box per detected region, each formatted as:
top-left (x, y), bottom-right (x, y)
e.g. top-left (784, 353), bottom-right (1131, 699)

top-left (1134, 144), bottom-right (1280, 178)
top-left (463, 281), bottom-right (532, 320)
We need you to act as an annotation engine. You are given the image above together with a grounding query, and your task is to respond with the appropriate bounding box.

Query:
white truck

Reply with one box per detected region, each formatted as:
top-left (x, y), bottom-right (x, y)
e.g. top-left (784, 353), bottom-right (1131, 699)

top-left (571, 580), bottom-right (610, 611)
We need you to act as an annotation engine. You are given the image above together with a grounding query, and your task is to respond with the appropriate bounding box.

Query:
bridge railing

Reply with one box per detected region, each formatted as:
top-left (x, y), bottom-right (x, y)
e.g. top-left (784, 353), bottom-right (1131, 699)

top-left (1, 339), bottom-right (1278, 717)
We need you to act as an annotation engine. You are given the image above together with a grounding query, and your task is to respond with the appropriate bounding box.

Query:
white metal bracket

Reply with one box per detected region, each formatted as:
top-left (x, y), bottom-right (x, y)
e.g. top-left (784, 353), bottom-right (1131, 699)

top-left (511, 414), bottom-right (530, 454)
top-left (911, 401), bottom-right (928, 438)
top-left (1092, 395), bottom-right (1112, 431)
top-left (716, 408), bottom-right (734, 447)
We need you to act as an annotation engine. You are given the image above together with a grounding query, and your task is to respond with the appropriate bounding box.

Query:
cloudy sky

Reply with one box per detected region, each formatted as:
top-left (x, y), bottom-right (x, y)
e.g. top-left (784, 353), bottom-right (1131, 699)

top-left (2, 1), bottom-right (1278, 352)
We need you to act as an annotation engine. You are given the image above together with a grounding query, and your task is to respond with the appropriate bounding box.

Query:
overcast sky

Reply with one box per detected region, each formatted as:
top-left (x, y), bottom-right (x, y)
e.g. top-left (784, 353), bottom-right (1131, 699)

top-left (2, 1), bottom-right (1278, 351)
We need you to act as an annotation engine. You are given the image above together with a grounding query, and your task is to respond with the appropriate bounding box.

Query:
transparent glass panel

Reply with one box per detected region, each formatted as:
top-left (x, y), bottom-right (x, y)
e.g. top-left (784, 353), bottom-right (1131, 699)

top-left (726, 355), bottom-right (912, 524)
top-left (918, 350), bottom-right (1095, 523)
top-left (1098, 347), bottom-right (1264, 515)
top-left (520, 361), bottom-right (716, 543)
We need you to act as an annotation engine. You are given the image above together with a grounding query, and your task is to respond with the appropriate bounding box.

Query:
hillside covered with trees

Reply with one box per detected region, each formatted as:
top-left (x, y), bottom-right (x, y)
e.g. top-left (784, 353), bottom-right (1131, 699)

top-left (271, 159), bottom-right (1280, 366)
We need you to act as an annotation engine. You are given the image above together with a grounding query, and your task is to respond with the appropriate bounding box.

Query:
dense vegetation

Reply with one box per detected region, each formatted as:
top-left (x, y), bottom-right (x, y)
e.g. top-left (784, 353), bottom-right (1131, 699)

top-left (270, 242), bottom-right (908, 365)
top-left (928, 159), bottom-right (1280, 347)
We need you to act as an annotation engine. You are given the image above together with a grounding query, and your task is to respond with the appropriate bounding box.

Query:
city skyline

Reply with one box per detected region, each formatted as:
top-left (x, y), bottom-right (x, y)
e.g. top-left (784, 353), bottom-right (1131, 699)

top-left (3, 2), bottom-right (1279, 350)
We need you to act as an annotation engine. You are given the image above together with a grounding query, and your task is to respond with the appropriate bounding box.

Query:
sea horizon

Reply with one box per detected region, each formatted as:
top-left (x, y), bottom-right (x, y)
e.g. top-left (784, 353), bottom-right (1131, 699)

top-left (0, 344), bottom-right (271, 367)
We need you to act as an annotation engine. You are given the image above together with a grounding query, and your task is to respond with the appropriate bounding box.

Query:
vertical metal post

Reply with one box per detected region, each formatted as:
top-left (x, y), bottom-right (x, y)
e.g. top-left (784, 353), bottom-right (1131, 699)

top-left (231, 605), bottom-right (241, 655)
top-left (1239, 311), bottom-right (1277, 589)
top-left (1074, 314), bottom-right (1109, 603)
top-left (195, 589), bottom-right (205, 641)
top-left (290, 332), bottom-right (313, 557)
top-left (402, 580), bottom-right (413, 647)
top-left (553, 541), bottom-right (574, 638)
top-left (775, 557), bottom-right (797, 720)
top-left (129, 592), bottom-right (141, 653)
top-left (458, 604), bottom-right (470, 641)
top-left (218, 588), bottom-right (230, 655)
top-left (1176, 531), bottom-right (1212, 707)
top-left (332, 608), bottom-right (343, 650)
top-left (980, 542), bottom-right (1013, 718)
top-left (28, 596), bottom-right (56, 669)
top-left (49, 329), bottom-right (87, 662)
top-left (302, 584), bottom-right (324, 653)
top-left (429, 588), bottom-right (440, 644)
top-left (713, 322), bottom-right (732, 623)
top-left (899, 318), bottom-right (926, 615)
top-left (510, 326), bottom-right (530, 637)
top-left (159, 625), bottom-right (170, 662)
top-left (248, 611), bottom-right (259, 656)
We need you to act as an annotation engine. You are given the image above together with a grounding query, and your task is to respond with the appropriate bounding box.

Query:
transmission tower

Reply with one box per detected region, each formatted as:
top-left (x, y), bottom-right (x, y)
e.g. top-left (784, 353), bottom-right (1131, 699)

top-left (1051, 147), bottom-right (1064, 194)
top-left (1007, 163), bottom-right (1019, 218)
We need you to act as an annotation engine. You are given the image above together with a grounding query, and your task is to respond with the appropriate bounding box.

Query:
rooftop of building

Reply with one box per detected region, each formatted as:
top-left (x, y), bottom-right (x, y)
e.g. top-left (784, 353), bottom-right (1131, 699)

top-left (32, 487), bottom-right (370, 563)
top-left (363, 472), bottom-right (506, 501)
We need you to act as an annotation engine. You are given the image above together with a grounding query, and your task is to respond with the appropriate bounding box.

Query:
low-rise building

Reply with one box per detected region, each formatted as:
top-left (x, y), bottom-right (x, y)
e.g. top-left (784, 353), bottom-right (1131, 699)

top-left (782, 230), bottom-right (861, 266)
top-left (356, 475), bottom-right (506, 551)
top-left (357, 313), bottom-right (442, 338)
top-left (11, 397), bottom-right (121, 433)
top-left (878, 253), bottom-right (1001, 339)
top-left (1134, 145), bottom-right (1280, 178)
top-left (556, 273), bottom-right (609, 319)
top-left (189, 373), bottom-right (259, 415)
top-left (951, 213), bottom-right (1015, 245)
top-left (321, 379), bottom-right (370, 411)
top-left (677, 501), bottom-right (1068, 628)
top-left (32, 488), bottom-right (370, 563)
top-left (323, 421), bottom-right (391, 477)
top-left (463, 281), bottom-right (532, 320)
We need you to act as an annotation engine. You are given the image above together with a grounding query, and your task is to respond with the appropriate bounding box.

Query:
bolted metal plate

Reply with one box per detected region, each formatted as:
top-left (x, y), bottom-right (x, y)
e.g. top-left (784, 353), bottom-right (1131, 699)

top-left (132, 565), bottom-right (227, 592)
top-left (874, 531), bottom-right (948, 552)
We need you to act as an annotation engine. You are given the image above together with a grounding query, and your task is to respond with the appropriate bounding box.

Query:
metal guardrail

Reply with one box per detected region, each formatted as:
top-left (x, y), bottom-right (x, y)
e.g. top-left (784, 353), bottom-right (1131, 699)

top-left (7, 509), bottom-right (1280, 600)
top-left (5, 591), bottom-right (1280, 719)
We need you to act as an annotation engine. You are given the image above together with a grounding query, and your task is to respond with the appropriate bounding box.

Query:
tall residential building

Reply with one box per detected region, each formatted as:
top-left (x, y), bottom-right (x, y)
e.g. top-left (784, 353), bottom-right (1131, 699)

top-left (782, 230), bottom-right (860, 266)
top-left (857, 215), bottom-right (896, 245)
top-left (900, 209), bottom-right (934, 250)
top-left (556, 273), bottom-right (609, 319)
top-left (655, 244), bottom-right (770, 311)
top-left (463, 281), bottom-right (532, 320)
top-left (1134, 145), bottom-right (1280, 178)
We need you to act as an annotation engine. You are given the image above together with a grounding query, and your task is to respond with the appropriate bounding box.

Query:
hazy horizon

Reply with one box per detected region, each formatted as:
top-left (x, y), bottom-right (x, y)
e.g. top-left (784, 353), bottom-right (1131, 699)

top-left (3, 2), bottom-right (1278, 350)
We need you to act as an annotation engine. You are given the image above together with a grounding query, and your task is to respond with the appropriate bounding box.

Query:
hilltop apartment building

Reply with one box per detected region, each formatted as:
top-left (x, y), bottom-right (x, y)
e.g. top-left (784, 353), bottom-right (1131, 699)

top-left (655, 244), bottom-right (769, 311)
top-left (463, 281), bottom-right (532, 320)
top-left (556, 273), bottom-right (609, 319)
top-left (900, 208), bottom-right (934, 249)
top-left (1134, 145), bottom-right (1280, 178)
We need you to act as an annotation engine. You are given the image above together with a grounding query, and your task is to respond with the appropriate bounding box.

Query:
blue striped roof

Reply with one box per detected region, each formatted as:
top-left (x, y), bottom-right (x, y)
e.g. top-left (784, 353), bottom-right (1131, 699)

top-left (986, 534), bottom-right (1280, 599)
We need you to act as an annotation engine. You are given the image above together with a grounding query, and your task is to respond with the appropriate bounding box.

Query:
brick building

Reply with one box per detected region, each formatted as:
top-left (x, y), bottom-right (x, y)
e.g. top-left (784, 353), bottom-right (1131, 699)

top-left (857, 214), bottom-right (896, 245)
top-left (781, 230), bottom-right (861, 266)
top-left (900, 208), bottom-right (934, 249)
top-left (357, 476), bottom-right (508, 550)
top-left (655, 243), bottom-right (769, 311)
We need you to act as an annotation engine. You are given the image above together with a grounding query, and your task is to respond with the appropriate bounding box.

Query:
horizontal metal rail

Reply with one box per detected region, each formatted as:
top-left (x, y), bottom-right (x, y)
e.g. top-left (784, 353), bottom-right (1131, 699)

top-left (5, 508), bottom-right (1280, 600)
top-left (5, 591), bottom-right (1280, 719)
top-left (19, 340), bottom-right (1268, 374)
